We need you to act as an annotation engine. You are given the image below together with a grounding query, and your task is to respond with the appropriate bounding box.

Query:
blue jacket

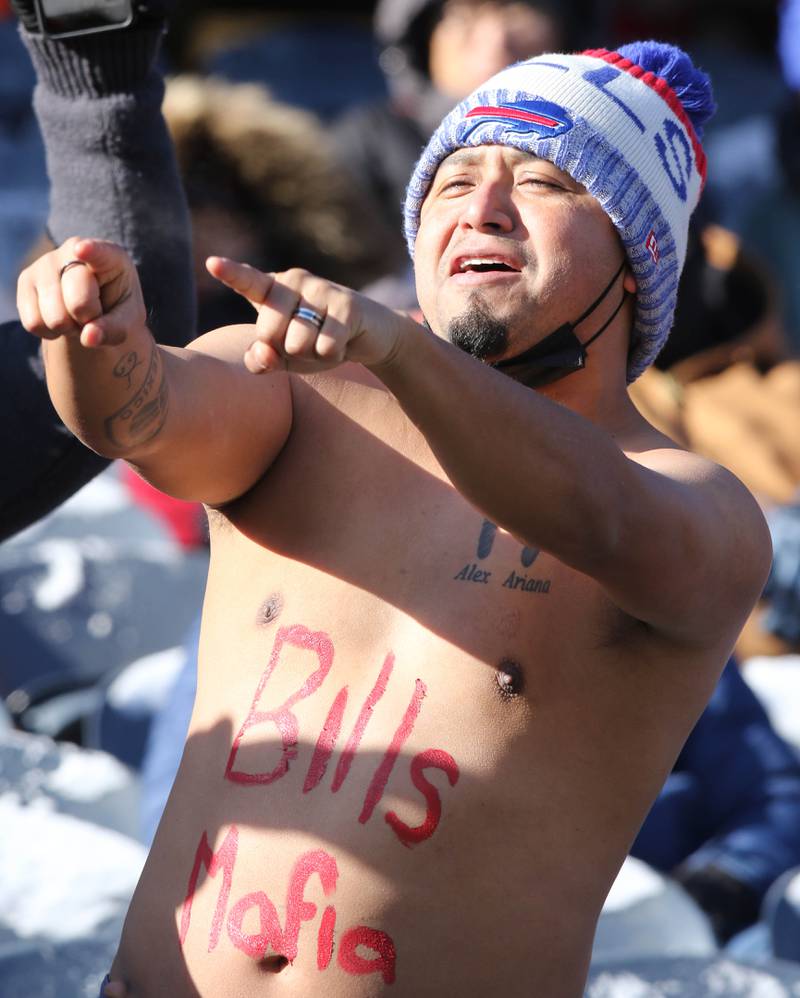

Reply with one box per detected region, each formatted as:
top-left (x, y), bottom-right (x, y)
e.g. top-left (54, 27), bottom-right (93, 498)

top-left (632, 659), bottom-right (800, 901)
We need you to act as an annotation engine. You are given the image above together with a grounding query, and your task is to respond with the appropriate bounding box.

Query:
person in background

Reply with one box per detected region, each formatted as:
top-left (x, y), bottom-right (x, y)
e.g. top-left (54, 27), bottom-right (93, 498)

top-left (0, 0), bottom-right (194, 541)
top-left (332, 0), bottom-right (566, 280)
top-left (628, 219), bottom-right (800, 509)
top-left (161, 73), bottom-right (393, 334)
top-left (738, 0), bottom-right (800, 355)
top-left (0, 3), bottom-right (48, 318)
top-left (633, 658), bottom-right (800, 946)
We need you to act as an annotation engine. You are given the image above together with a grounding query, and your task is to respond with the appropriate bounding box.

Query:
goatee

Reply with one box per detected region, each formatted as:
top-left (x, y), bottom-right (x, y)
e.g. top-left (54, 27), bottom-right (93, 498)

top-left (446, 299), bottom-right (509, 360)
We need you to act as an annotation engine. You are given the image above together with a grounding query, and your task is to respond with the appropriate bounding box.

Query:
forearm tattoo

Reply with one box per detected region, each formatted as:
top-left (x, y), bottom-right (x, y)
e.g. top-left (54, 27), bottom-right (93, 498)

top-left (104, 342), bottom-right (169, 449)
top-left (112, 350), bottom-right (144, 389)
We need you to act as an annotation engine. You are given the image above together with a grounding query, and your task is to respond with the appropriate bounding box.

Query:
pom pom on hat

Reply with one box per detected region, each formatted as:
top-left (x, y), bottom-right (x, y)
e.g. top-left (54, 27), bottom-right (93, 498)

top-left (617, 40), bottom-right (716, 138)
top-left (404, 40), bottom-right (715, 382)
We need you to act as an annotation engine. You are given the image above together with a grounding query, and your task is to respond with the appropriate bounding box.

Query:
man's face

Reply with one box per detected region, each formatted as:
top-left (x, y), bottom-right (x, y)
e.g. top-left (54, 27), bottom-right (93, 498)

top-left (414, 145), bottom-right (628, 362)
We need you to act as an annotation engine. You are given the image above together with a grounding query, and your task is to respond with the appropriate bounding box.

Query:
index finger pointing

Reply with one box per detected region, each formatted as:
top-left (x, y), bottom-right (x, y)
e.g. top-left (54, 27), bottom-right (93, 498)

top-left (206, 257), bottom-right (275, 310)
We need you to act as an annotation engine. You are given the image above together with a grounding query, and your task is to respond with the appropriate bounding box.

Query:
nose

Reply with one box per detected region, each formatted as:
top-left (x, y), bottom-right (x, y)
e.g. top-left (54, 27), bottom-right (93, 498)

top-left (457, 179), bottom-right (516, 234)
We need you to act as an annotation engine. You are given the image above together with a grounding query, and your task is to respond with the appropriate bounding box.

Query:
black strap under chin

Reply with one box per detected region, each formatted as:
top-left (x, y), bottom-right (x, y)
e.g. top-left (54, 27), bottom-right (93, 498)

top-left (582, 286), bottom-right (629, 350)
top-left (571, 258), bottom-right (627, 330)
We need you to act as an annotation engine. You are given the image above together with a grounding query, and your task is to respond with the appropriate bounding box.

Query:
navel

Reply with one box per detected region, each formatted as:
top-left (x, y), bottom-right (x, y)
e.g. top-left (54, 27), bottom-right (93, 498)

top-left (258, 954), bottom-right (289, 974)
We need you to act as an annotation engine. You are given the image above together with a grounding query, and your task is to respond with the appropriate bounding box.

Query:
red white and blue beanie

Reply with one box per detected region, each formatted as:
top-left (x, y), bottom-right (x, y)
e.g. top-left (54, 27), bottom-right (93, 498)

top-left (403, 41), bottom-right (715, 382)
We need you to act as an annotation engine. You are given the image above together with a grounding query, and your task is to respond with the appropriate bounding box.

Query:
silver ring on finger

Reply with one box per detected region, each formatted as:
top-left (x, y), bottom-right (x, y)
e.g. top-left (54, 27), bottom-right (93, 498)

top-left (59, 260), bottom-right (89, 280)
top-left (292, 305), bottom-right (325, 331)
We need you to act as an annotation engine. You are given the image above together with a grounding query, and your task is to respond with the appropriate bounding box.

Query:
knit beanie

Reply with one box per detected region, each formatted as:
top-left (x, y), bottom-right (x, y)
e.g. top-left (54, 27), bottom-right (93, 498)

top-left (404, 41), bottom-right (715, 382)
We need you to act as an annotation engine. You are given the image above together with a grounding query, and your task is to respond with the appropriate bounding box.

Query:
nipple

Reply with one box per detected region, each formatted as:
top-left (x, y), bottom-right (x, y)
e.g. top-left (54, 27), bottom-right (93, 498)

top-left (495, 658), bottom-right (524, 700)
top-left (257, 593), bottom-right (283, 627)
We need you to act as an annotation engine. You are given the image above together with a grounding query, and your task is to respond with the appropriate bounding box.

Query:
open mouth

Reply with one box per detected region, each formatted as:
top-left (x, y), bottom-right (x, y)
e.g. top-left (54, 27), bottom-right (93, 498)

top-left (454, 257), bottom-right (521, 275)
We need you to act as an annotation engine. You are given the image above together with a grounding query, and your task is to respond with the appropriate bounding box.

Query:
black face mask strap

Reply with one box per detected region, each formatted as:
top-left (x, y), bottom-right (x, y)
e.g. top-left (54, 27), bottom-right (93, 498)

top-left (571, 257), bottom-right (627, 331)
top-left (582, 285), bottom-right (629, 351)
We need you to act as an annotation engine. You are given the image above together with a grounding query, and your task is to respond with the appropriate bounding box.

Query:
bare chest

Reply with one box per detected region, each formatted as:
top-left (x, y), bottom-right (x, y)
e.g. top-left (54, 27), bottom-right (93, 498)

top-left (209, 377), bottom-right (600, 661)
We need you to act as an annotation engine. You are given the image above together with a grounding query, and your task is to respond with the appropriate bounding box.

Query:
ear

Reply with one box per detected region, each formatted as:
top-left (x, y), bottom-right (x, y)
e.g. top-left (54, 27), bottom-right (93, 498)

top-left (623, 268), bottom-right (637, 294)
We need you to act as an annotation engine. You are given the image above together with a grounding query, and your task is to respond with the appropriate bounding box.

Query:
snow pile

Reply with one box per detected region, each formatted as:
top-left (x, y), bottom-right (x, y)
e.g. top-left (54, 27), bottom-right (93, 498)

top-left (602, 857), bottom-right (665, 913)
top-left (743, 656), bottom-right (800, 751)
top-left (0, 796), bottom-right (145, 943)
top-left (0, 730), bottom-right (139, 837)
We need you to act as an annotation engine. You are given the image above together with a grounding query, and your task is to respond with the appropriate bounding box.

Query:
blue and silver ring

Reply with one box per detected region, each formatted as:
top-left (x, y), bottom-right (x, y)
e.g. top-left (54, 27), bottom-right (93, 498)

top-left (292, 306), bottom-right (325, 330)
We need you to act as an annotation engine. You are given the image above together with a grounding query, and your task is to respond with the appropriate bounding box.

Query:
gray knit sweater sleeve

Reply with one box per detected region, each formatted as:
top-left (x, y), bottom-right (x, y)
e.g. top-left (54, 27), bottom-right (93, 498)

top-left (0, 22), bottom-right (194, 541)
top-left (21, 24), bottom-right (195, 345)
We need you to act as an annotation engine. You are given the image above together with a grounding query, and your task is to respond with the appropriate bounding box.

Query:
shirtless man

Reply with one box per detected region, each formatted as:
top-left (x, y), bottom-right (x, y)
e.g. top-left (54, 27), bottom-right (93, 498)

top-left (17, 41), bottom-right (771, 998)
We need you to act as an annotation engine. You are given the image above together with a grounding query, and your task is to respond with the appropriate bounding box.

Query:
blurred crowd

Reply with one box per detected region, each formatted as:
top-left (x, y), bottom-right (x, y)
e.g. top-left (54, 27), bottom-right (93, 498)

top-left (4, 0), bottom-right (800, 992)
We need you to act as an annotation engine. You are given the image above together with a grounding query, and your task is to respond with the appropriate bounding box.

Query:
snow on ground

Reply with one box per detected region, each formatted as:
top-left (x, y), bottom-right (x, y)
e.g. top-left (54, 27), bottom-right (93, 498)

top-left (743, 656), bottom-right (800, 751)
top-left (602, 856), bottom-right (665, 912)
top-left (0, 729), bottom-right (140, 836)
top-left (0, 795), bottom-right (145, 943)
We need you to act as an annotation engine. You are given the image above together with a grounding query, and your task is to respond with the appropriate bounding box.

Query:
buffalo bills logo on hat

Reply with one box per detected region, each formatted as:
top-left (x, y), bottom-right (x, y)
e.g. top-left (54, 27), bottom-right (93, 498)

top-left (459, 98), bottom-right (573, 141)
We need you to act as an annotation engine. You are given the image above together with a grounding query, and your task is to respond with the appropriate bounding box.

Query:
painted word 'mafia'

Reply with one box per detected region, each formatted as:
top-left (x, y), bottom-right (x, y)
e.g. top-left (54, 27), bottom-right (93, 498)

top-left (180, 825), bottom-right (397, 984)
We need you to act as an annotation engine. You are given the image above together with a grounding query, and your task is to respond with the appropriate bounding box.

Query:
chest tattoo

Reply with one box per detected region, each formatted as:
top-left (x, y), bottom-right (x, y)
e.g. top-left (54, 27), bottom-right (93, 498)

top-left (452, 518), bottom-right (552, 595)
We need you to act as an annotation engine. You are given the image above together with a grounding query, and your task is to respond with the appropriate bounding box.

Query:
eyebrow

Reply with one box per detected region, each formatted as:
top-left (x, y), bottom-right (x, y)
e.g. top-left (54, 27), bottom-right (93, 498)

top-left (435, 147), bottom-right (582, 193)
top-left (438, 148), bottom-right (548, 169)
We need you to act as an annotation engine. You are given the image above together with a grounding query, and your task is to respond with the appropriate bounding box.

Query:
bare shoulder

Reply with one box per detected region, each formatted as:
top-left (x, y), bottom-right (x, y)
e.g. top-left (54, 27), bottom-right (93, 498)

top-left (632, 441), bottom-right (772, 643)
top-left (184, 323), bottom-right (265, 363)
top-left (180, 323), bottom-right (292, 430)
top-left (635, 443), bottom-right (767, 528)
top-left (622, 412), bottom-right (767, 537)
top-left (140, 324), bottom-right (294, 507)
top-left (184, 328), bottom-right (384, 407)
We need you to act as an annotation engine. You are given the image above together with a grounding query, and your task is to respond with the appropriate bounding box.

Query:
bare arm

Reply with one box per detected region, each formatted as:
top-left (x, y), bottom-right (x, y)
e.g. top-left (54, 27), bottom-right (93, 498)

top-left (206, 259), bottom-right (772, 648)
top-left (374, 322), bottom-right (772, 645)
top-left (17, 239), bottom-right (291, 505)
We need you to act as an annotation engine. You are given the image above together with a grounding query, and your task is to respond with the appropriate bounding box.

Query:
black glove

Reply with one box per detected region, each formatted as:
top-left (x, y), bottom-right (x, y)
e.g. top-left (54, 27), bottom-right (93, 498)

top-left (9, 0), bottom-right (169, 35)
top-left (8, 0), bottom-right (39, 33)
top-left (673, 862), bottom-right (762, 944)
top-left (11, 0), bottom-right (172, 97)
